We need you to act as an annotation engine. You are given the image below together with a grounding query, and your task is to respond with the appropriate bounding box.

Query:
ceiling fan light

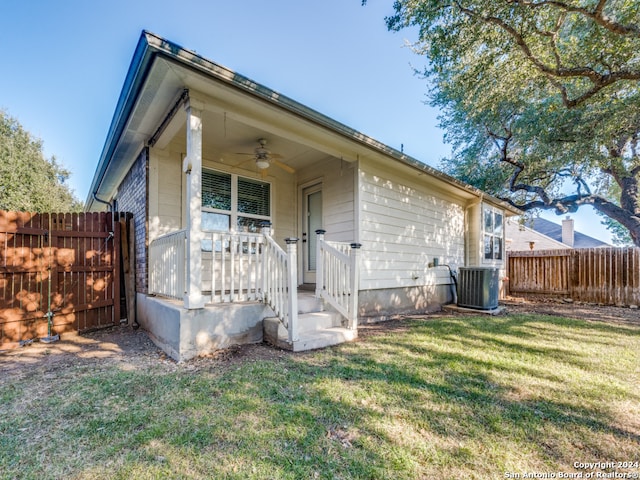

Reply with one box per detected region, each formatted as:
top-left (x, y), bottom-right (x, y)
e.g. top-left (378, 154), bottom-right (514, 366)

top-left (255, 158), bottom-right (270, 169)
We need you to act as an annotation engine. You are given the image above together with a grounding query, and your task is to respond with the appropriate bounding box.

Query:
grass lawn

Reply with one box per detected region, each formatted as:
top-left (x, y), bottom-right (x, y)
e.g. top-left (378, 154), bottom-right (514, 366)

top-left (1, 313), bottom-right (639, 479)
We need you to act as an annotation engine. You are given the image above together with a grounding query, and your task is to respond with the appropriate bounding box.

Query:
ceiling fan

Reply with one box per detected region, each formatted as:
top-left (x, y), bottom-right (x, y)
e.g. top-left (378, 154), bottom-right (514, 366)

top-left (234, 138), bottom-right (295, 175)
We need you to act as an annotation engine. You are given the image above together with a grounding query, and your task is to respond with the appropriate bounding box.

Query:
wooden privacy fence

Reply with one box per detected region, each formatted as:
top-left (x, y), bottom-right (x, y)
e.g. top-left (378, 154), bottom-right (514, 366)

top-left (0, 211), bottom-right (127, 348)
top-left (507, 247), bottom-right (640, 306)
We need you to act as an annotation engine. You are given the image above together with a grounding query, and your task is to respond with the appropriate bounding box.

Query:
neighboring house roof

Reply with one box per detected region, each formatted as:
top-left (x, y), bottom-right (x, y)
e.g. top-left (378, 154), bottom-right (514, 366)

top-left (505, 218), bottom-right (569, 251)
top-left (86, 30), bottom-right (521, 215)
top-left (530, 217), bottom-right (609, 248)
top-left (505, 217), bottom-right (610, 251)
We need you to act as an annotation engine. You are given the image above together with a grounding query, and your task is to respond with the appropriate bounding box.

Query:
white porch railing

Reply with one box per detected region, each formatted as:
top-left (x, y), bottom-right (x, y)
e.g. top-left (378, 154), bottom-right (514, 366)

top-left (204, 231), bottom-right (264, 303)
top-left (148, 227), bottom-right (300, 343)
top-left (315, 230), bottom-right (361, 329)
top-left (262, 234), bottom-right (299, 343)
top-left (150, 227), bottom-right (363, 342)
top-left (149, 229), bottom-right (187, 300)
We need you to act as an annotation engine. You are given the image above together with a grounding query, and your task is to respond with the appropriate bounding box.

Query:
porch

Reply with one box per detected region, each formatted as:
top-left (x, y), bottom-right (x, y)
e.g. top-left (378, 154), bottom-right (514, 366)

top-left (146, 227), bottom-right (361, 360)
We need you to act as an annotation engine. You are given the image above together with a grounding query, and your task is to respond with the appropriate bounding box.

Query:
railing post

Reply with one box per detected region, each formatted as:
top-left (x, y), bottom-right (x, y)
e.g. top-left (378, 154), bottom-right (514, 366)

top-left (315, 229), bottom-right (326, 299)
top-left (260, 222), bottom-right (272, 302)
top-left (285, 238), bottom-right (299, 343)
top-left (349, 243), bottom-right (362, 330)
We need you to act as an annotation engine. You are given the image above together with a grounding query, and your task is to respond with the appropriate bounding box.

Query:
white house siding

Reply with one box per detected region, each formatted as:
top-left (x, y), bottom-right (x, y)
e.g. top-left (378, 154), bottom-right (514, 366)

top-left (148, 148), bottom-right (182, 243)
top-left (466, 202), bottom-right (508, 268)
top-left (296, 156), bottom-right (356, 243)
top-left (271, 168), bottom-right (296, 245)
top-left (148, 141), bottom-right (298, 245)
top-left (466, 202), bottom-right (482, 267)
top-left (465, 202), bottom-right (510, 298)
top-left (357, 158), bottom-right (465, 318)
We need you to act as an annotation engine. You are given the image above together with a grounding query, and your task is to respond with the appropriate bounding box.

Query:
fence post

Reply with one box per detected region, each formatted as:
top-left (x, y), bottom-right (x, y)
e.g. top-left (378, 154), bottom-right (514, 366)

top-left (285, 238), bottom-right (299, 343)
top-left (349, 243), bottom-right (362, 330)
top-left (315, 229), bottom-right (326, 299)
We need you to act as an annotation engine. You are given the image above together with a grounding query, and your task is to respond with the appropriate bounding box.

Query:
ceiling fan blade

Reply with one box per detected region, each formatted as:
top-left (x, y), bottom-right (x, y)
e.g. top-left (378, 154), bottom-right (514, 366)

top-left (235, 157), bottom-right (255, 167)
top-left (272, 159), bottom-right (295, 174)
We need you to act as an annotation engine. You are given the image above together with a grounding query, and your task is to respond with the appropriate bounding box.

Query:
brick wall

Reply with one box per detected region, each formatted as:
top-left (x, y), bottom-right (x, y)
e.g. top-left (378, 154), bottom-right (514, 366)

top-left (116, 148), bottom-right (148, 294)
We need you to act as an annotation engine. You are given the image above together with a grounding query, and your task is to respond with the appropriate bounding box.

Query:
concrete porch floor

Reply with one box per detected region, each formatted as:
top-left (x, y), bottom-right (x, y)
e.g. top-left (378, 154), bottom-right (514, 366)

top-left (136, 290), bottom-right (357, 361)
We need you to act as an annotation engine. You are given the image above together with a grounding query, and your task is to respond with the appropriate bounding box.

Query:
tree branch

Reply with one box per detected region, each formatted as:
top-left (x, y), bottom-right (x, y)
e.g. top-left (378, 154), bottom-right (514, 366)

top-left (455, 1), bottom-right (640, 106)
top-left (499, 192), bottom-right (622, 217)
top-left (511, 0), bottom-right (640, 37)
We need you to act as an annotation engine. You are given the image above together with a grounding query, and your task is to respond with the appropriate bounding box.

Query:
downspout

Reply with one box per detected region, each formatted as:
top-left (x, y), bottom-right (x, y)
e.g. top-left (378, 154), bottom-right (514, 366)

top-left (92, 192), bottom-right (115, 242)
top-left (92, 192), bottom-right (113, 211)
top-left (441, 264), bottom-right (458, 305)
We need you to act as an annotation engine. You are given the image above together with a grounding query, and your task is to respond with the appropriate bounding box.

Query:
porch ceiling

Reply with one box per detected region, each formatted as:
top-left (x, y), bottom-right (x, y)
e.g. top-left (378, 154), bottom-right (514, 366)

top-left (89, 52), bottom-right (350, 207)
top-left (87, 31), bottom-right (521, 216)
top-left (160, 108), bottom-right (332, 173)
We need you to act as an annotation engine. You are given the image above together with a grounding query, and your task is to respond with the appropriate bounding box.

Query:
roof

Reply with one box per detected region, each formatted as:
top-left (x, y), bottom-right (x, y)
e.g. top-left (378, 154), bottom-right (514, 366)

top-left (529, 217), bottom-right (609, 249)
top-left (86, 31), bottom-right (522, 215)
top-left (506, 217), bottom-right (610, 251)
top-left (505, 218), bottom-right (569, 251)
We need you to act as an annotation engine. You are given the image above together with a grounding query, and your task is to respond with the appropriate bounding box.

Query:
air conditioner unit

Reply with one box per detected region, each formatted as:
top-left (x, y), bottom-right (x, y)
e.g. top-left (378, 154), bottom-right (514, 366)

top-left (457, 267), bottom-right (499, 310)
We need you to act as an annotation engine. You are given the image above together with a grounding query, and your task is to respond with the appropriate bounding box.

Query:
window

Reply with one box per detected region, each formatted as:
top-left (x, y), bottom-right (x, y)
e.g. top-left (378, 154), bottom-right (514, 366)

top-left (483, 205), bottom-right (503, 261)
top-left (237, 176), bottom-right (271, 232)
top-left (201, 168), bottom-right (271, 234)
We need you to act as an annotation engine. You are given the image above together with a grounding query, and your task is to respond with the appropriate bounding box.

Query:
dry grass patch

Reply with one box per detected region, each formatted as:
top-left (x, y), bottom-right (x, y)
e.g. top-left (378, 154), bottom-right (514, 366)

top-left (1, 313), bottom-right (638, 479)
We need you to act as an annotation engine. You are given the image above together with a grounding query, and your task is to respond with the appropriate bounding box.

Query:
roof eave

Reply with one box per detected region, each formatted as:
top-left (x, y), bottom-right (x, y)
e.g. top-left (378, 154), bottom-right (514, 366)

top-left (87, 31), bottom-right (522, 216)
top-left (85, 31), bottom-right (156, 209)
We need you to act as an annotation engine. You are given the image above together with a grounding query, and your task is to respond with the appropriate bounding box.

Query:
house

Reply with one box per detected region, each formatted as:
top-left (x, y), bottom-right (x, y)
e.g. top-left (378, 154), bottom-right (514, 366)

top-left (505, 216), bottom-right (610, 251)
top-left (86, 31), bottom-right (520, 361)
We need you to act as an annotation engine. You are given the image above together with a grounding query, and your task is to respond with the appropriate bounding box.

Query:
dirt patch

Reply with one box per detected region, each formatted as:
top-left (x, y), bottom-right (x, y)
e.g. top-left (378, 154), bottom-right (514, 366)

top-left (501, 296), bottom-right (640, 326)
top-left (0, 324), bottom-right (294, 384)
top-left (1, 299), bottom-right (637, 380)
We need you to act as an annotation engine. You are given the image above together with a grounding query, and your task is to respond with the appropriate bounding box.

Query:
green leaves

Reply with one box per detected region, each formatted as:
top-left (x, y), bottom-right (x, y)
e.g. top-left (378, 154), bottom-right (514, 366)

top-left (0, 110), bottom-right (81, 212)
top-left (384, 0), bottom-right (640, 244)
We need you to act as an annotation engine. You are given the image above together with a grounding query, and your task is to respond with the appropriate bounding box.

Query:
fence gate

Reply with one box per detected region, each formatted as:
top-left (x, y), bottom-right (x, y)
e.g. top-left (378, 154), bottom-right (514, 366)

top-left (0, 211), bottom-right (121, 348)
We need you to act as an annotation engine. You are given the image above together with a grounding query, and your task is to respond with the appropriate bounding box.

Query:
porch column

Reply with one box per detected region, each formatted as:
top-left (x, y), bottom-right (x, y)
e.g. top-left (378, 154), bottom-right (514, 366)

top-left (183, 100), bottom-right (205, 309)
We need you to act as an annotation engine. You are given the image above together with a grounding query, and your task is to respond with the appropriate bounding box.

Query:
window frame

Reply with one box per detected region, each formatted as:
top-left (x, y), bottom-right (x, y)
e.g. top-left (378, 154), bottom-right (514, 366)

top-left (201, 168), bottom-right (272, 234)
top-left (482, 204), bottom-right (504, 263)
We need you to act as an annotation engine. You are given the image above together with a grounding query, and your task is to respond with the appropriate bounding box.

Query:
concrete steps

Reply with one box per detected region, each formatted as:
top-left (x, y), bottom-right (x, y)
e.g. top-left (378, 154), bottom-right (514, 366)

top-left (297, 291), bottom-right (323, 314)
top-left (263, 292), bottom-right (357, 352)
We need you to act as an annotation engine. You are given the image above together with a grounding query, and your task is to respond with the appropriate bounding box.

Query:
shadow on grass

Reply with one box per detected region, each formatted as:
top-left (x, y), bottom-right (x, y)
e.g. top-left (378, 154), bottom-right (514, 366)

top-left (1, 314), bottom-right (638, 479)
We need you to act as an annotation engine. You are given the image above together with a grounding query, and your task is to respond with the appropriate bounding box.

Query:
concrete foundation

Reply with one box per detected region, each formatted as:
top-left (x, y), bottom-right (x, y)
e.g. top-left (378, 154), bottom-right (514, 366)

top-left (136, 293), bottom-right (270, 361)
top-left (358, 284), bottom-right (453, 322)
top-left (135, 284), bottom-right (452, 360)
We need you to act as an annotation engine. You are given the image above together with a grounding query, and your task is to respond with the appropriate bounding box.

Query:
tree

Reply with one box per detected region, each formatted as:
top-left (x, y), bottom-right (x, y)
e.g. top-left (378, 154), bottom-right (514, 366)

top-left (0, 110), bottom-right (81, 212)
top-left (368, 0), bottom-right (640, 246)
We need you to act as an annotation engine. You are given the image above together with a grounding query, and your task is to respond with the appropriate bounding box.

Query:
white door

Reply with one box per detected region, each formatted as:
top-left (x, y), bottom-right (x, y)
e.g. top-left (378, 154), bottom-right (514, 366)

top-left (303, 185), bottom-right (322, 284)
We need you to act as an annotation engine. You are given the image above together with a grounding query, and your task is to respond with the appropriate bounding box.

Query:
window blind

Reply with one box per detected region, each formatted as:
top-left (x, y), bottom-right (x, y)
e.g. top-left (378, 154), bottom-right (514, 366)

top-left (237, 177), bottom-right (270, 216)
top-left (202, 170), bottom-right (231, 210)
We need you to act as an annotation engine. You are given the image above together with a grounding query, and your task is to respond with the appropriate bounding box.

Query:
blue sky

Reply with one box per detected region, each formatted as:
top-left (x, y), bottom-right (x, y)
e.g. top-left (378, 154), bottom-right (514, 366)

top-left (0, 0), bottom-right (613, 243)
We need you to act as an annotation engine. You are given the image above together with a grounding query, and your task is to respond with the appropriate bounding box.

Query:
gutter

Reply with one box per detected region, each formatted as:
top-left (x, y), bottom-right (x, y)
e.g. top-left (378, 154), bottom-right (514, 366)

top-left (87, 30), bottom-right (521, 215)
top-left (145, 32), bottom-right (520, 214)
top-left (92, 192), bottom-right (112, 210)
top-left (86, 32), bottom-right (156, 210)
